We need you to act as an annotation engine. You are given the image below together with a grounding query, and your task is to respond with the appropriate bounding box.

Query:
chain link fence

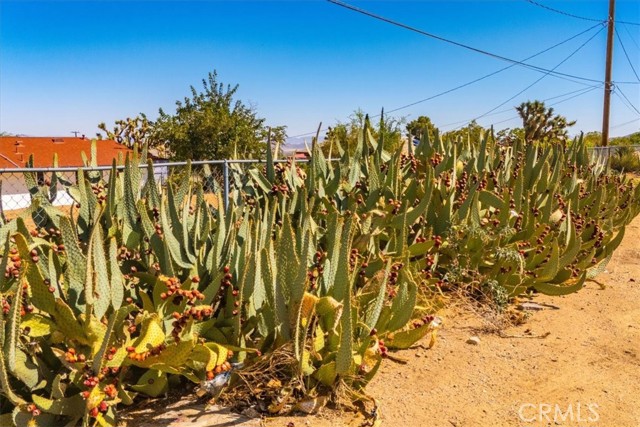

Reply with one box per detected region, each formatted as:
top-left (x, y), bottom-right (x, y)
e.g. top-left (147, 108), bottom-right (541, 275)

top-left (0, 159), bottom-right (309, 222)
top-left (588, 144), bottom-right (640, 161)
top-left (3, 145), bottom-right (635, 220)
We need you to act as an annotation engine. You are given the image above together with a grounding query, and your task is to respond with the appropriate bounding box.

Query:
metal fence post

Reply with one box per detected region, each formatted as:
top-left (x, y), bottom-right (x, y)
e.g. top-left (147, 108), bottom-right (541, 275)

top-left (223, 159), bottom-right (229, 211)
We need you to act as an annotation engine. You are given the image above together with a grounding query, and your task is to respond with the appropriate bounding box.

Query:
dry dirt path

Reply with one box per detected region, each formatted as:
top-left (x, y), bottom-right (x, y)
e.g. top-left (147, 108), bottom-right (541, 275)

top-left (270, 215), bottom-right (640, 427)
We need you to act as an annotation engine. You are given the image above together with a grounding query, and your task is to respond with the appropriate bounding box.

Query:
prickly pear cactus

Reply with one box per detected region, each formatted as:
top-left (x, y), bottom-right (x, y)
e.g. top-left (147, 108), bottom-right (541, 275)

top-left (0, 127), bottom-right (638, 426)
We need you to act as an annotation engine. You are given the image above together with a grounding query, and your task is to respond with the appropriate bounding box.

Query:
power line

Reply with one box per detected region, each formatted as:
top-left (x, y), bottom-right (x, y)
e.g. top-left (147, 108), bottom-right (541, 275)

top-left (615, 28), bottom-right (640, 82)
top-left (448, 26), bottom-right (605, 129)
top-left (534, 86), bottom-right (600, 102)
top-left (614, 86), bottom-right (640, 115)
top-left (442, 86), bottom-right (600, 129)
top-left (460, 86), bottom-right (600, 128)
top-left (611, 117), bottom-right (640, 129)
top-left (549, 85), bottom-right (602, 106)
top-left (327, 0), bottom-right (638, 85)
top-left (616, 21), bottom-right (640, 26)
top-left (490, 116), bottom-right (521, 127)
top-left (523, 0), bottom-right (640, 26)
top-left (472, 26), bottom-right (604, 122)
top-left (614, 91), bottom-right (640, 116)
top-left (615, 19), bottom-right (639, 27)
top-left (452, 86), bottom-right (600, 128)
top-left (289, 85), bottom-right (600, 142)
top-left (288, 22), bottom-right (604, 140)
top-left (383, 22), bottom-right (604, 115)
top-left (327, 0), bottom-right (600, 83)
top-left (621, 23), bottom-right (640, 50)
top-left (289, 2), bottom-right (631, 140)
top-left (441, 86), bottom-right (598, 128)
top-left (522, 0), bottom-right (602, 22)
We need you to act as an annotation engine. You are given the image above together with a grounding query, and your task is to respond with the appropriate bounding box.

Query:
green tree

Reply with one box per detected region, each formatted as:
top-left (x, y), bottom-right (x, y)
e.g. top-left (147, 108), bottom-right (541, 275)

top-left (582, 131), bottom-right (601, 147)
top-left (149, 71), bottom-right (273, 160)
top-left (406, 115), bottom-right (437, 142)
top-left (495, 127), bottom-right (524, 145)
top-left (322, 109), bottom-right (404, 155)
top-left (611, 131), bottom-right (640, 146)
top-left (516, 100), bottom-right (575, 144)
top-left (261, 125), bottom-right (288, 158)
top-left (442, 120), bottom-right (485, 143)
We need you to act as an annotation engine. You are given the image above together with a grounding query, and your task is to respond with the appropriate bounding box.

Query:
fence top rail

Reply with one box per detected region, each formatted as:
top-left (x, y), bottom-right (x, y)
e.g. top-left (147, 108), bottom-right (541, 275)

top-left (0, 145), bottom-right (636, 173)
top-left (588, 145), bottom-right (640, 150)
top-left (0, 158), bottom-right (324, 174)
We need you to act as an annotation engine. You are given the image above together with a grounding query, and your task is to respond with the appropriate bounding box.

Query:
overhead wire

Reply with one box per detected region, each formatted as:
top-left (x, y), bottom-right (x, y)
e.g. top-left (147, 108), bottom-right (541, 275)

top-left (520, 1), bottom-right (640, 132)
top-left (287, 20), bottom-right (604, 139)
top-left (443, 85), bottom-right (600, 129)
top-left (383, 22), bottom-right (604, 114)
top-left (522, 0), bottom-right (602, 23)
top-left (616, 19), bottom-right (639, 27)
top-left (327, 0), bottom-right (638, 85)
top-left (478, 87), bottom-right (595, 121)
top-left (523, 0), bottom-right (640, 26)
top-left (441, 86), bottom-right (599, 128)
top-left (611, 117), bottom-right (640, 129)
top-left (289, 1), bottom-right (634, 141)
top-left (460, 86), bottom-right (600, 128)
top-left (615, 28), bottom-right (640, 82)
top-left (621, 23), bottom-right (640, 50)
top-left (615, 19), bottom-right (639, 27)
top-left (446, 25), bottom-right (606, 130)
top-left (614, 86), bottom-right (640, 115)
top-left (613, 91), bottom-right (636, 115)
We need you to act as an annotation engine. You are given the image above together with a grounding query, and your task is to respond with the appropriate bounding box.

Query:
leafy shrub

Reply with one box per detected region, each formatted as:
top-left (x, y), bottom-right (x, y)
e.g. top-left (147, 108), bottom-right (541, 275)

top-left (610, 146), bottom-right (640, 173)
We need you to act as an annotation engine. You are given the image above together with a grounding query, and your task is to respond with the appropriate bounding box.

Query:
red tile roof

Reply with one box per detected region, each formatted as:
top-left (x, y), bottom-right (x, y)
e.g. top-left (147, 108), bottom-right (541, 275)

top-left (292, 150), bottom-right (310, 161)
top-left (0, 137), bottom-right (131, 169)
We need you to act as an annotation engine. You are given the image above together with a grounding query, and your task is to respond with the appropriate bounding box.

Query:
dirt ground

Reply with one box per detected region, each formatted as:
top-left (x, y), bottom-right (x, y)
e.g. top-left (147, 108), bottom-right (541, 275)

top-left (269, 215), bottom-right (640, 427)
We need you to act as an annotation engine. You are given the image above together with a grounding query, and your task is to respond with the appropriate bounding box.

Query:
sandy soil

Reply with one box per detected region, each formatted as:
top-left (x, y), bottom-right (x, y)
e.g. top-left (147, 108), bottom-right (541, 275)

top-left (269, 215), bottom-right (640, 427)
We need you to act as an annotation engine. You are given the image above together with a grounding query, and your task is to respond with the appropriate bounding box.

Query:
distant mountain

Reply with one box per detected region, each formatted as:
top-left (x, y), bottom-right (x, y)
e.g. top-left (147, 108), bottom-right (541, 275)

top-left (284, 136), bottom-right (309, 150)
top-left (283, 135), bottom-right (327, 153)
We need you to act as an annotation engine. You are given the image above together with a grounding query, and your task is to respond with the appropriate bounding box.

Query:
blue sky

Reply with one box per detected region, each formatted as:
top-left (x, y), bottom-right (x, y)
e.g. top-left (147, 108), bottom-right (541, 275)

top-left (1, 0), bottom-right (639, 144)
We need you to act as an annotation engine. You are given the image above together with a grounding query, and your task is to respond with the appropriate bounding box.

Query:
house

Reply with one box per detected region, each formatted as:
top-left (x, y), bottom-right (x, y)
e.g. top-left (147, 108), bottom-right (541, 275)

top-left (0, 136), bottom-right (131, 212)
top-left (290, 150), bottom-right (310, 161)
top-left (0, 136), bottom-right (130, 168)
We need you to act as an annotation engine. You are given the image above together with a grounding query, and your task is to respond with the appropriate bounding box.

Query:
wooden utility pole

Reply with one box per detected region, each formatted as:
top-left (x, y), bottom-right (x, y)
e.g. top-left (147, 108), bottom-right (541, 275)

top-left (601, 0), bottom-right (616, 146)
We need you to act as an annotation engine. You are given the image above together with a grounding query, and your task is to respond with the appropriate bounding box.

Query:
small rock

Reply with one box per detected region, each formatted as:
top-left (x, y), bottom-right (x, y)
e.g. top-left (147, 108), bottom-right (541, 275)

top-left (241, 406), bottom-right (261, 419)
top-left (466, 336), bottom-right (480, 345)
top-left (517, 302), bottom-right (545, 311)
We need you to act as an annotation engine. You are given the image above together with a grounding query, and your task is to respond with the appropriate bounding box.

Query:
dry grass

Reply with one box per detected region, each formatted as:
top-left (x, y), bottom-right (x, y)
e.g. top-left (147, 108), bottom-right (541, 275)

top-left (627, 172), bottom-right (640, 184)
top-left (219, 345), bottom-right (305, 414)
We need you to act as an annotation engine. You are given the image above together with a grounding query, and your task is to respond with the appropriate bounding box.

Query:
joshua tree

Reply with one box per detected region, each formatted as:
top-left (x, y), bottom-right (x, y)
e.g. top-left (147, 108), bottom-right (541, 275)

top-left (98, 115), bottom-right (153, 148)
top-left (516, 101), bottom-right (576, 144)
